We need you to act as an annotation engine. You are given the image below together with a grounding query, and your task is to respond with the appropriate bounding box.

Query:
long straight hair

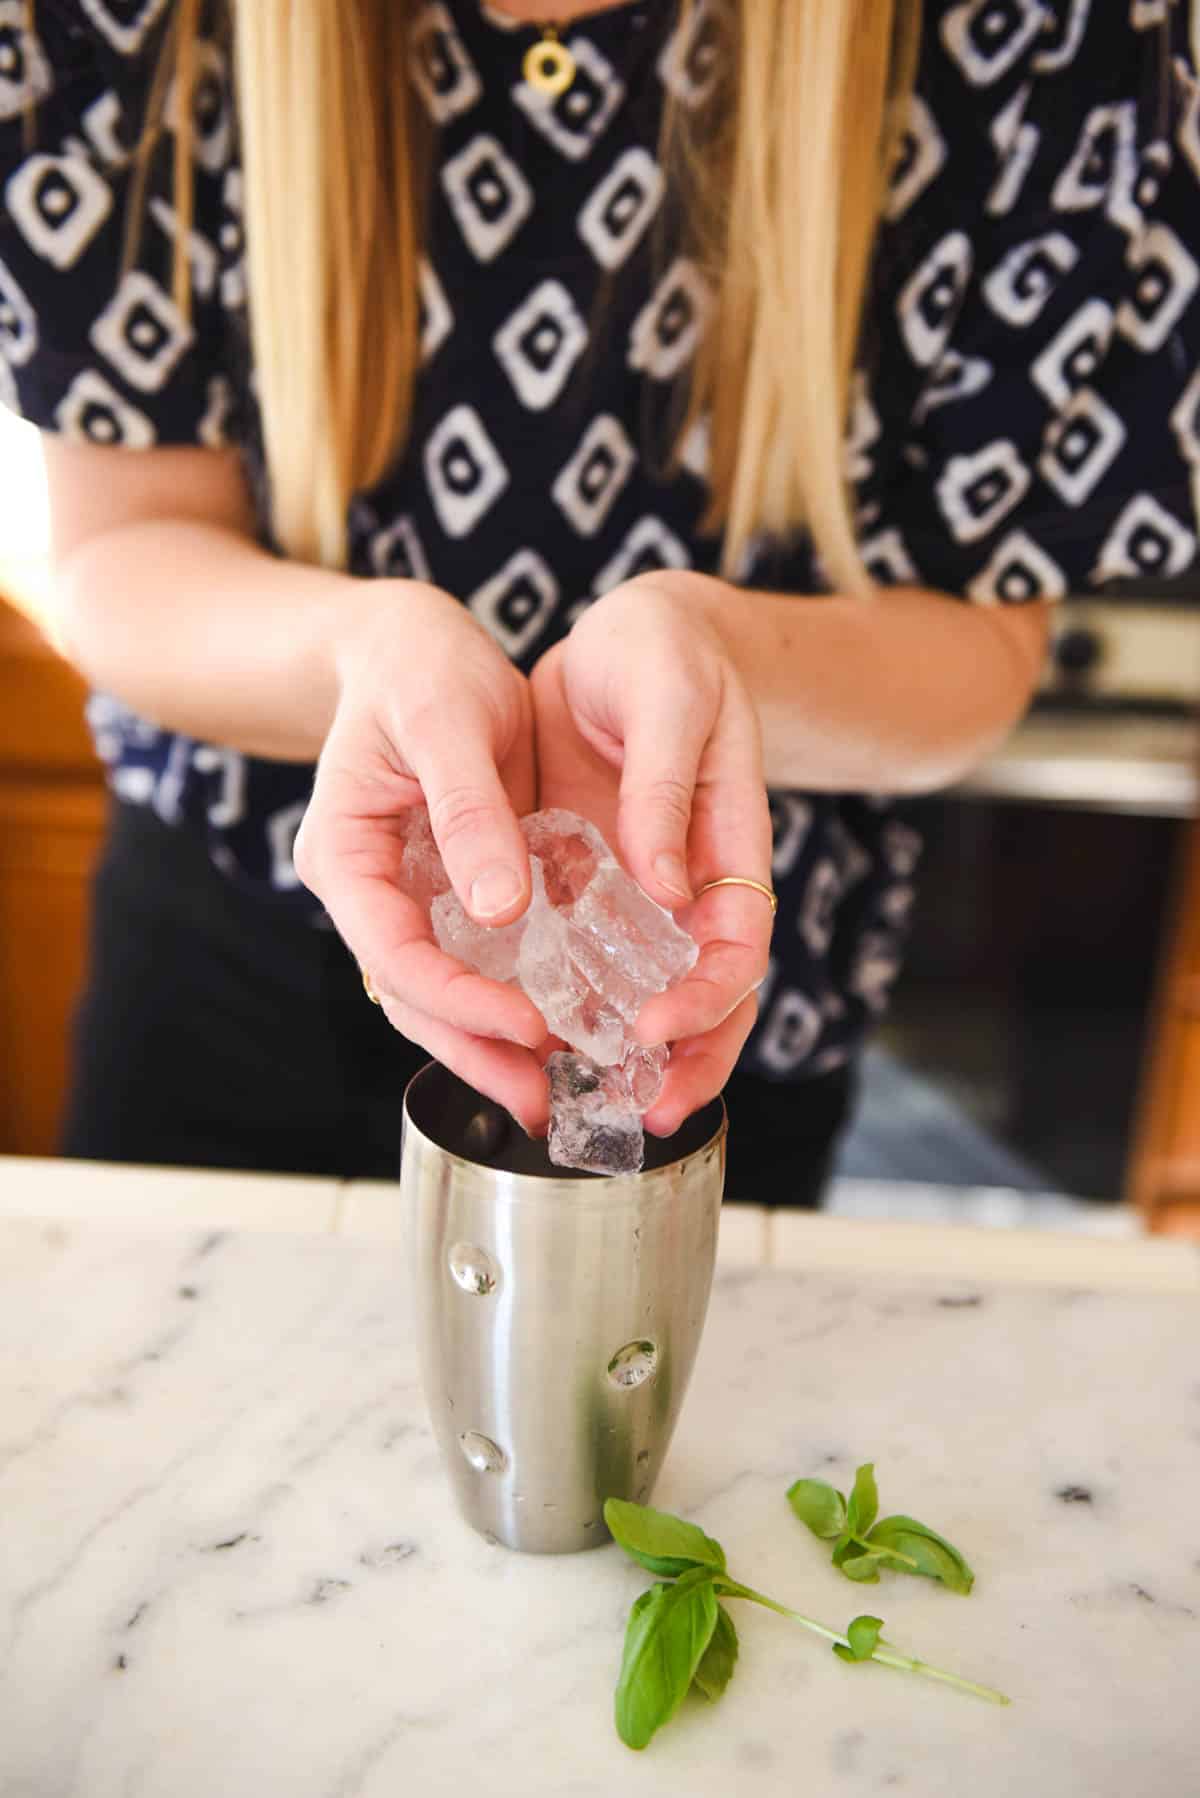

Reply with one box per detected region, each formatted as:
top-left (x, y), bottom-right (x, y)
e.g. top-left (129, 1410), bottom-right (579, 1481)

top-left (172, 1), bottom-right (919, 588)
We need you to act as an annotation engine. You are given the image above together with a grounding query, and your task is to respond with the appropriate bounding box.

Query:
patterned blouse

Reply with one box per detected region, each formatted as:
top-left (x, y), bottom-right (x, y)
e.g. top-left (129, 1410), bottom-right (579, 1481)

top-left (1, 0), bottom-right (1197, 1083)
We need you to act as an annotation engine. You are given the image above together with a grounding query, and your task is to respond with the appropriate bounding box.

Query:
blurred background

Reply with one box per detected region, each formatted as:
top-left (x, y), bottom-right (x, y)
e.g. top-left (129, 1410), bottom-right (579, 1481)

top-left (1, 405), bottom-right (1197, 1235)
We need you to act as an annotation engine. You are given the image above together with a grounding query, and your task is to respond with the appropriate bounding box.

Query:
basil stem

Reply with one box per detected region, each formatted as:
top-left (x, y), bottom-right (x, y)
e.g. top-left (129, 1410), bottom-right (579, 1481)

top-left (714, 1578), bottom-right (1009, 1706)
top-left (866, 1642), bottom-right (1010, 1706)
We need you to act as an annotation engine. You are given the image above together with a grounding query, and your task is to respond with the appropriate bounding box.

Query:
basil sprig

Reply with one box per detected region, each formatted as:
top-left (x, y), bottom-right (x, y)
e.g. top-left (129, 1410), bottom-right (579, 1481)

top-left (788, 1462), bottom-right (975, 1594)
top-left (604, 1497), bottom-right (1007, 1751)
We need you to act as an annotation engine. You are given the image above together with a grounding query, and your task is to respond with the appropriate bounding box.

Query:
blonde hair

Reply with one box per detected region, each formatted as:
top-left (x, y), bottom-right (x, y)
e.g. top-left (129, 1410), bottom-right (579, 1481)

top-left (173, 1), bottom-right (919, 588)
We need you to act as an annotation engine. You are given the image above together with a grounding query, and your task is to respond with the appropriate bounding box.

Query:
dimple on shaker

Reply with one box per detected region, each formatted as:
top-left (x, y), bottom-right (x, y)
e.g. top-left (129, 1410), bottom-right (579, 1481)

top-left (401, 1061), bottom-right (727, 1554)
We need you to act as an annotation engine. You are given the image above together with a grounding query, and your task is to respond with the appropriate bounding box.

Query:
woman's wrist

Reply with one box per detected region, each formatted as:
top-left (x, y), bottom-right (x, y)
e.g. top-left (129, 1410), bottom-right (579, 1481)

top-left (614, 569), bottom-right (1047, 793)
top-left (611, 567), bottom-right (757, 676)
top-left (325, 576), bottom-right (463, 714)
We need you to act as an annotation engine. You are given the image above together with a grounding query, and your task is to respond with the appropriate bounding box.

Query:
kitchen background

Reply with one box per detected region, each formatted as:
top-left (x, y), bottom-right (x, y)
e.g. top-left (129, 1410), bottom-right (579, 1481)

top-left (2, 408), bottom-right (1198, 1235)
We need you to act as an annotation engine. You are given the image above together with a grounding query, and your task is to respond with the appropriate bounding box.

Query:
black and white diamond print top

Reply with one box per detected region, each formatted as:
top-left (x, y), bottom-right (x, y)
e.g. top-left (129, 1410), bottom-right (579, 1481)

top-left (1, 0), bottom-right (1197, 1081)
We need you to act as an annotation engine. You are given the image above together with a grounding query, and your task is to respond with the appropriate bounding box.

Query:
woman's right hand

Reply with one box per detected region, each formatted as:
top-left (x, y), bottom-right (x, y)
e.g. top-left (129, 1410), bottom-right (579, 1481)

top-left (293, 581), bottom-right (552, 1131)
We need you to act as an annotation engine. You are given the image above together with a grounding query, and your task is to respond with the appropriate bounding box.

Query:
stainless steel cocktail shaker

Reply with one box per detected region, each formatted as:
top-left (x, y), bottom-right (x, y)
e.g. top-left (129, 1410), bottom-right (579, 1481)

top-left (401, 1062), bottom-right (726, 1554)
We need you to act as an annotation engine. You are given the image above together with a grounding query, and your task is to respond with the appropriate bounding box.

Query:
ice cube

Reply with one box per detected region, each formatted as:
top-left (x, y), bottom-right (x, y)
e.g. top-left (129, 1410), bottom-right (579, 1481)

top-left (396, 807), bottom-right (452, 911)
top-left (430, 887), bottom-right (527, 983)
top-left (562, 921), bottom-right (646, 1023)
top-left (524, 809), bottom-right (697, 1052)
top-left (520, 809), bottom-right (607, 908)
top-left (517, 894), bottom-right (627, 1064)
top-left (546, 1051), bottom-right (646, 1175)
top-left (544, 1043), bottom-right (668, 1177)
top-left (570, 862), bottom-right (698, 996)
top-left (619, 1042), bottom-right (669, 1112)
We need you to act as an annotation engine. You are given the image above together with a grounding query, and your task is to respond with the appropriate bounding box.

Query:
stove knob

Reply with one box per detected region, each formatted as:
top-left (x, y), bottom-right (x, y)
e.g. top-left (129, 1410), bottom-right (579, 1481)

top-left (1053, 625), bottom-right (1104, 679)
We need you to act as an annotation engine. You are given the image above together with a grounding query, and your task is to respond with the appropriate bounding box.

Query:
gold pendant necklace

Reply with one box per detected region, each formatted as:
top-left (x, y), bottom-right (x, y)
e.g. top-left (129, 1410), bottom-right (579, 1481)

top-left (522, 23), bottom-right (576, 96)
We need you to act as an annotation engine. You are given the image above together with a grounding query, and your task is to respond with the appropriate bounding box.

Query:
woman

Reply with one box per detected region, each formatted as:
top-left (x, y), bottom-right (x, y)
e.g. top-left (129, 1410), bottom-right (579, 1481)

top-left (1, 0), bottom-right (1195, 1196)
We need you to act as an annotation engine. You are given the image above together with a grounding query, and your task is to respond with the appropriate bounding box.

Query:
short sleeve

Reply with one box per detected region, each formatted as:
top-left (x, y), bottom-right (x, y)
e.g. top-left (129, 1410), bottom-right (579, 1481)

top-left (865, 0), bottom-right (1200, 603)
top-left (0, 0), bottom-right (239, 449)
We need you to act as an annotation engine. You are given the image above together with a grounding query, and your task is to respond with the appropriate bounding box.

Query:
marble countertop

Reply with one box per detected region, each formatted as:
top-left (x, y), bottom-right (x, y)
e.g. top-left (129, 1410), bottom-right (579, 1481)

top-left (1, 1162), bottom-right (1198, 1796)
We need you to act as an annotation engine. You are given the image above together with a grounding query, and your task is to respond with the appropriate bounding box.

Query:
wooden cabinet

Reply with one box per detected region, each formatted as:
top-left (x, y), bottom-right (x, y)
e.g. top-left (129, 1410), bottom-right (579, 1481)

top-left (1129, 795), bottom-right (1200, 1235)
top-left (0, 590), bottom-right (106, 1155)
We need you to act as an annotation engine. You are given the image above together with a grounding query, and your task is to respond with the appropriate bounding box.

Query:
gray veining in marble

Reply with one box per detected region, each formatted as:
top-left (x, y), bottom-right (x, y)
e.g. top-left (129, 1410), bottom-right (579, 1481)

top-left (1, 1216), bottom-right (1197, 1796)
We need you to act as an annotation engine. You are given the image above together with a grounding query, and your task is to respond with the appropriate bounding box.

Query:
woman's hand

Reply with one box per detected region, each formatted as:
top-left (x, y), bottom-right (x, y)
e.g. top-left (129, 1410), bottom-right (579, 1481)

top-left (530, 574), bottom-right (775, 1135)
top-left (293, 581), bottom-right (552, 1131)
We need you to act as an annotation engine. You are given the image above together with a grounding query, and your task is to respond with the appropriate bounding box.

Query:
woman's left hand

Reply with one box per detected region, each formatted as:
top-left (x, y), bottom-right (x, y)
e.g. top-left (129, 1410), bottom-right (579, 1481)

top-left (529, 575), bottom-right (774, 1136)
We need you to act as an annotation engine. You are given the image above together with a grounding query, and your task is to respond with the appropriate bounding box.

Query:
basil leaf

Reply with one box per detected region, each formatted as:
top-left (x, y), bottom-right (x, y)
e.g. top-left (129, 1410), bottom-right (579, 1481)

top-left (614, 1567), bottom-right (719, 1750)
top-left (846, 1463), bottom-right (879, 1537)
top-left (786, 1478), bottom-right (847, 1541)
top-left (692, 1602), bottom-right (739, 1702)
top-left (831, 1533), bottom-right (856, 1568)
top-left (839, 1552), bottom-right (883, 1584)
top-left (892, 1534), bottom-right (969, 1593)
top-left (867, 1515), bottom-right (974, 1595)
top-left (604, 1499), bottom-right (727, 1578)
top-left (832, 1642), bottom-right (859, 1664)
top-left (846, 1615), bottom-right (884, 1661)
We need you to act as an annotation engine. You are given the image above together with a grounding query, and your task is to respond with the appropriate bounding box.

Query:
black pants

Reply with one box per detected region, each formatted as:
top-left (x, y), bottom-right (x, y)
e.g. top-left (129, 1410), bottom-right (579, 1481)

top-left (62, 802), bottom-right (854, 1204)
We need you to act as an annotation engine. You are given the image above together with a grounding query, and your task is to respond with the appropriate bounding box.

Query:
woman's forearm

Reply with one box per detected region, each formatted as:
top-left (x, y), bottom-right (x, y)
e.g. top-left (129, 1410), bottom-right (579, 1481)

top-left (55, 518), bottom-right (378, 760)
top-left (671, 573), bottom-right (1051, 794)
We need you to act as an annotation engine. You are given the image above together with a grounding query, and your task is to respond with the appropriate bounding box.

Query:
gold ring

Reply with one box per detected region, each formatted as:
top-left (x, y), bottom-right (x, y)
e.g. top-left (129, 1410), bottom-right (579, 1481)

top-left (362, 967), bottom-right (381, 1005)
top-left (697, 876), bottom-right (778, 917)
